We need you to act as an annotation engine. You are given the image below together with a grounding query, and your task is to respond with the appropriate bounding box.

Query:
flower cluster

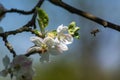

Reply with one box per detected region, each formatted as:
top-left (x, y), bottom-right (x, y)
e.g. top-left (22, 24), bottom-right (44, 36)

top-left (30, 22), bottom-right (79, 62)
top-left (0, 7), bottom-right (80, 80)
top-left (0, 55), bottom-right (34, 80)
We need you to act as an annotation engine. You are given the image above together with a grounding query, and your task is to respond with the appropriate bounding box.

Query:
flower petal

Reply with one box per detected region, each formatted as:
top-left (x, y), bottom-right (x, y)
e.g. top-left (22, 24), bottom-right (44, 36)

top-left (57, 43), bottom-right (68, 53)
top-left (60, 34), bottom-right (73, 44)
top-left (44, 37), bottom-right (55, 48)
top-left (11, 55), bottom-right (34, 80)
top-left (30, 36), bottom-right (43, 46)
top-left (11, 55), bottom-right (32, 70)
top-left (57, 24), bottom-right (68, 33)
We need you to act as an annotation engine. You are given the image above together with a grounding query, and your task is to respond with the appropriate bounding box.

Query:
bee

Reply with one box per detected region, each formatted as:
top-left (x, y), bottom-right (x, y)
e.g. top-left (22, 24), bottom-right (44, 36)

top-left (91, 29), bottom-right (99, 36)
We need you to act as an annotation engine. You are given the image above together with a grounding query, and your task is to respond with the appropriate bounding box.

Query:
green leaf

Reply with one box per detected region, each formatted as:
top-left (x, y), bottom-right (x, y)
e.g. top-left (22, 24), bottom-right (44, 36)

top-left (33, 29), bottom-right (42, 36)
top-left (73, 33), bottom-right (80, 39)
top-left (37, 19), bottom-right (45, 34)
top-left (74, 27), bottom-right (80, 32)
top-left (36, 7), bottom-right (49, 28)
top-left (68, 21), bottom-right (80, 39)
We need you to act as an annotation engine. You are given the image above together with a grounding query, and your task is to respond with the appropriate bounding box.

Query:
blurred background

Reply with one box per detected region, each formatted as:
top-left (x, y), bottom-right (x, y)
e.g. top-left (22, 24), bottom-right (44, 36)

top-left (0, 0), bottom-right (120, 80)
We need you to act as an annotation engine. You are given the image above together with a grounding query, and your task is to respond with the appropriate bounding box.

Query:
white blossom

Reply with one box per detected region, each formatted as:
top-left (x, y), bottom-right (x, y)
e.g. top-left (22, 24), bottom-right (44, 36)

top-left (30, 36), bottom-right (55, 62)
top-left (55, 42), bottom-right (68, 53)
top-left (10, 55), bottom-right (34, 80)
top-left (30, 36), bottom-right (55, 48)
top-left (29, 24), bottom-right (74, 62)
top-left (0, 55), bottom-right (34, 80)
top-left (57, 24), bottom-right (68, 33)
top-left (56, 24), bottom-right (73, 45)
top-left (50, 24), bottom-right (73, 53)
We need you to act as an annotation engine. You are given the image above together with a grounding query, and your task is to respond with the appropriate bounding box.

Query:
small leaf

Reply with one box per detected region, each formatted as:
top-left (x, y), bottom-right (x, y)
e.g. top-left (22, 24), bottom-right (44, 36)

top-left (36, 7), bottom-right (49, 28)
top-left (37, 18), bottom-right (45, 35)
top-left (68, 21), bottom-right (80, 39)
top-left (2, 55), bottom-right (10, 68)
top-left (0, 27), bottom-right (4, 33)
top-left (74, 33), bottom-right (80, 39)
top-left (68, 21), bottom-right (76, 29)
top-left (74, 27), bottom-right (80, 32)
top-left (33, 29), bottom-right (42, 36)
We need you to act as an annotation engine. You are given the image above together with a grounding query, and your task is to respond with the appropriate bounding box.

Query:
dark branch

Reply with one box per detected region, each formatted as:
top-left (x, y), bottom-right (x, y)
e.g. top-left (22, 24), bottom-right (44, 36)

top-left (0, 0), bottom-right (45, 57)
top-left (0, 27), bottom-right (32, 37)
top-left (2, 37), bottom-right (16, 57)
top-left (1, 0), bottom-right (44, 15)
top-left (0, 0), bottom-right (44, 37)
top-left (4, 9), bottom-right (34, 15)
top-left (49, 0), bottom-right (120, 32)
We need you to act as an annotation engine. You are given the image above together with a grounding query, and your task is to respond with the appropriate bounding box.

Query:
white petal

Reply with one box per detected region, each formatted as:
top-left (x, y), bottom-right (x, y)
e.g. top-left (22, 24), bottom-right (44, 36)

top-left (57, 24), bottom-right (68, 33)
top-left (60, 34), bottom-right (73, 44)
top-left (30, 36), bottom-right (43, 46)
top-left (49, 48), bottom-right (61, 55)
top-left (57, 43), bottom-right (68, 53)
top-left (44, 37), bottom-right (55, 47)
top-left (54, 38), bottom-right (60, 44)
top-left (11, 55), bottom-right (32, 70)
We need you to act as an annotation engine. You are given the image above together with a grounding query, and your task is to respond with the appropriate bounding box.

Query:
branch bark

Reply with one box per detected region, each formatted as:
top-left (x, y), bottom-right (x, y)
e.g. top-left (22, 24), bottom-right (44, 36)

top-left (1, 0), bottom-right (44, 15)
top-left (49, 0), bottom-right (120, 32)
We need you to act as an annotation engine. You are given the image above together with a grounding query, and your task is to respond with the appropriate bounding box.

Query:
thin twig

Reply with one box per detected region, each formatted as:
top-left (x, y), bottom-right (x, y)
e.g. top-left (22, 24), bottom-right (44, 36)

top-left (4, 9), bottom-right (34, 15)
top-left (1, 0), bottom-right (44, 15)
top-left (49, 0), bottom-right (120, 32)
top-left (0, 0), bottom-right (44, 37)
top-left (0, 27), bottom-right (32, 37)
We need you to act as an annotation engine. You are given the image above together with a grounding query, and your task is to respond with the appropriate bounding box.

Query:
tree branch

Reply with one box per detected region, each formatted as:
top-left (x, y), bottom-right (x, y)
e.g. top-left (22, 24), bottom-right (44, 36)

top-left (4, 8), bottom-right (35, 15)
top-left (0, 0), bottom-right (45, 57)
top-left (2, 37), bottom-right (16, 57)
top-left (1, 0), bottom-right (44, 16)
top-left (49, 0), bottom-right (120, 32)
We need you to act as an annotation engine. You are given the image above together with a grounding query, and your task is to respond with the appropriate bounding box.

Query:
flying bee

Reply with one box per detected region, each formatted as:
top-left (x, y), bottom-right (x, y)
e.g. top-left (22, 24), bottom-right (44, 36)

top-left (91, 29), bottom-right (100, 36)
